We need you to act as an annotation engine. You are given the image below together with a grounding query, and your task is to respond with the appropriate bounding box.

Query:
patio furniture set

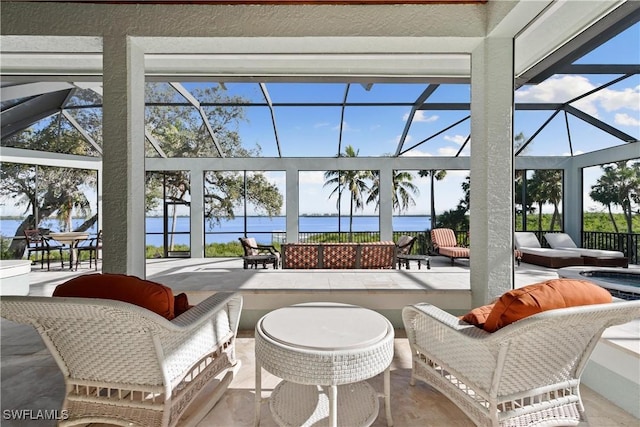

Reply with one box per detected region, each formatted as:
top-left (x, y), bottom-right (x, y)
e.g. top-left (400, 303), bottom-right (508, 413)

top-left (240, 235), bottom-right (430, 270)
top-left (23, 228), bottom-right (103, 271)
top-left (240, 229), bottom-right (628, 272)
top-left (2, 273), bottom-right (639, 427)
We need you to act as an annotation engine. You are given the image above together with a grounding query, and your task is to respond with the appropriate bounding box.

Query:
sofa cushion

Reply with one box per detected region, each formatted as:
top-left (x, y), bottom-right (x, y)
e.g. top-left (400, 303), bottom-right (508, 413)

top-left (53, 273), bottom-right (179, 320)
top-left (461, 304), bottom-right (495, 327)
top-left (483, 278), bottom-right (612, 333)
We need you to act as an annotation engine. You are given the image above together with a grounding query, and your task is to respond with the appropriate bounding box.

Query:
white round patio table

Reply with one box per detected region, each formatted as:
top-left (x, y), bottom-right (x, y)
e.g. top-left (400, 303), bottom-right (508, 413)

top-left (254, 302), bottom-right (394, 427)
top-left (49, 232), bottom-right (89, 270)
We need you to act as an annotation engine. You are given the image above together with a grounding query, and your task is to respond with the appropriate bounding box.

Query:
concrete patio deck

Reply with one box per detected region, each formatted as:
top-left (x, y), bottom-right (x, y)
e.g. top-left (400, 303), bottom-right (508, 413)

top-left (1, 256), bottom-right (639, 426)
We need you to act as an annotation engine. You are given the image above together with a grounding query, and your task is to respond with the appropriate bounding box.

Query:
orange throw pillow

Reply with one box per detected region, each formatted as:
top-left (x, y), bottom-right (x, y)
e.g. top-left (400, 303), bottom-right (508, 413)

top-left (483, 278), bottom-right (612, 333)
top-left (174, 292), bottom-right (192, 317)
top-left (53, 273), bottom-right (177, 320)
top-left (461, 304), bottom-right (495, 327)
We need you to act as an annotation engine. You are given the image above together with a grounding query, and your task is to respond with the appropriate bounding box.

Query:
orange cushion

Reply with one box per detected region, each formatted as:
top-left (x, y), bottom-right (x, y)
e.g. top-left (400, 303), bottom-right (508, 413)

top-left (53, 273), bottom-right (178, 320)
top-left (174, 292), bottom-right (192, 317)
top-left (483, 278), bottom-right (612, 333)
top-left (461, 303), bottom-right (495, 327)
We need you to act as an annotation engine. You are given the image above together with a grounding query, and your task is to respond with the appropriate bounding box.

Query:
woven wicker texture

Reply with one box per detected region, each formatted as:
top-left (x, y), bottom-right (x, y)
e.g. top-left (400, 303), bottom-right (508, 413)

top-left (1, 292), bottom-right (243, 427)
top-left (402, 300), bottom-right (640, 427)
top-left (269, 382), bottom-right (379, 427)
top-left (256, 320), bottom-right (394, 386)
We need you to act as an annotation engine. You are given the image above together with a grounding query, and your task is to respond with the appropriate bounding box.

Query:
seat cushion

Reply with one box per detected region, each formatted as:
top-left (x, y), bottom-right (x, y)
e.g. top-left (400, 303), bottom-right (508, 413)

top-left (483, 278), bottom-right (612, 333)
top-left (431, 228), bottom-right (457, 248)
top-left (240, 237), bottom-right (259, 255)
top-left (514, 232), bottom-right (541, 249)
top-left (544, 232), bottom-right (577, 248)
top-left (53, 273), bottom-right (184, 320)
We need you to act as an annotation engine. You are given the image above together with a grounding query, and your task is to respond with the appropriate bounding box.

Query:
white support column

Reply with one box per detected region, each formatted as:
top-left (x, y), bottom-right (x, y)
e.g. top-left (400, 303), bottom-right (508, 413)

top-left (564, 158), bottom-right (582, 244)
top-left (102, 35), bottom-right (146, 277)
top-left (470, 37), bottom-right (515, 307)
top-left (286, 168), bottom-right (299, 243)
top-left (190, 168), bottom-right (205, 258)
top-left (379, 164), bottom-right (394, 241)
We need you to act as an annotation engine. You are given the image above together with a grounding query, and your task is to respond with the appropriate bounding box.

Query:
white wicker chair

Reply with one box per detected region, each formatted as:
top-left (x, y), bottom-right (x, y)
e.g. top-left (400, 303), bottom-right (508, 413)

top-left (402, 300), bottom-right (640, 427)
top-left (0, 292), bottom-right (243, 427)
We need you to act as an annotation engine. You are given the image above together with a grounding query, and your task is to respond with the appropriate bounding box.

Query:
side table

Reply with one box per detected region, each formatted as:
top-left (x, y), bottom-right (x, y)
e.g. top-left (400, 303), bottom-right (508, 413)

top-left (397, 254), bottom-right (431, 270)
top-left (255, 302), bottom-right (394, 427)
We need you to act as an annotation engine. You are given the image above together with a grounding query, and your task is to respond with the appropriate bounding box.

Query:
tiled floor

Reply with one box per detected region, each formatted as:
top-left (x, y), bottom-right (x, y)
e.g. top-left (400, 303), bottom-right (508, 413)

top-left (1, 258), bottom-right (639, 426)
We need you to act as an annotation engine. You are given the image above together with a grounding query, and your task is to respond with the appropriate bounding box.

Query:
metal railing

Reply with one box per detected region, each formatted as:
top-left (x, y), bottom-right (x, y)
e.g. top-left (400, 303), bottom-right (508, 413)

top-left (582, 231), bottom-right (639, 265)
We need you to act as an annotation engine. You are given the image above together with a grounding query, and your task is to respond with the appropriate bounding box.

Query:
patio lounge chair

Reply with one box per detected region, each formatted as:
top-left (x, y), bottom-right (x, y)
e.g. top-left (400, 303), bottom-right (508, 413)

top-left (403, 279), bottom-right (640, 427)
top-left (0, 275), bottom-right (243, 427)
top-left (515, 232), bottom-right (584, 268)
top-left (239, 237), bottom-right (280, 269)
top-left (544, 232), bottom-right (628, 268)
top-left (430, 228), bottom-right (469, 266)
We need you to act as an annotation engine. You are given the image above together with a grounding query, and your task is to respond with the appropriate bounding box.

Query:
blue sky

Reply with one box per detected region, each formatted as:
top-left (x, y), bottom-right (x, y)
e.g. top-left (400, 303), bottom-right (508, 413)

top-left (232, 23), bottom-right (639, 216)
top-left (1, 24), bottom-right (638, 220)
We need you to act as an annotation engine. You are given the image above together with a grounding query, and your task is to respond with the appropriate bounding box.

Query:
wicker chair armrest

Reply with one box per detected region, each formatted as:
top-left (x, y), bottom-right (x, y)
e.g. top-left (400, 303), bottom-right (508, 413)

top-left (403, 303), bottom-right (499, 391)
top-left (171, 292), bottom-right (243, 334)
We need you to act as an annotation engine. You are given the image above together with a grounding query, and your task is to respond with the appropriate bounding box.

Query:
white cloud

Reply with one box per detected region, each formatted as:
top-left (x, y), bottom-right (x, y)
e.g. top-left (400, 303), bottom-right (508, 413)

top-left (598, 85), bottom-right (640, 112)
top-left (516, 75), bottom-right (599, 115)
top-left (401, 149), bottom-right (432, 157)
top-left (314, 122), bottom-right (330, 129)
top-left (332, 121), bottom-right (357, 132)
top-left (402, 110), bottom-right (439, 123)
top-left (614, 112), bottom-right (640, 127)
top-left (515, 76), bottom-right (640, 118)
top-left (437, 146), bottom-right (459, 156)
top-left (299, 171), bottom-right (326, 185)
top-left (443, 134), bottom-right (467, 145)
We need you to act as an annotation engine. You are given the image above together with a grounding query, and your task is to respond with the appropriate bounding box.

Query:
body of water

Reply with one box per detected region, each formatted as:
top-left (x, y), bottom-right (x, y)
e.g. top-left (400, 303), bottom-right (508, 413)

top-left (1, 215), bottom-right (431, 247)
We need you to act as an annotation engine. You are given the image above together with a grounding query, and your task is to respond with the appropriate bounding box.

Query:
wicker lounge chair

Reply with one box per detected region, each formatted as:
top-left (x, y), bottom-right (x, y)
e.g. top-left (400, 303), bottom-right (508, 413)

top-left (403, 299), bottom-right (640, 427)
top-left (430, 228), bottom-right (469, 266)
top-left (0, 291), bottom-right (243, 427)
top-left (515, 232), bottom-right (584, 268)
top-left (544, 232), bottom-right (628, 267)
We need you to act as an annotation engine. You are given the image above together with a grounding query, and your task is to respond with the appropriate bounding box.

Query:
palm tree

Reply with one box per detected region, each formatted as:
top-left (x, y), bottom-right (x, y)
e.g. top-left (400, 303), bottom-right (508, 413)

top-left (323, 145), bottom-right (371, 241)
top-left (528, 170), bottom-right (563, 231)
top-left (366, 170), bottom-right (419, 214)
top-left (418, 169), bottom-right (447, 230)
top-left (590, 161), bottom-right (640, 234)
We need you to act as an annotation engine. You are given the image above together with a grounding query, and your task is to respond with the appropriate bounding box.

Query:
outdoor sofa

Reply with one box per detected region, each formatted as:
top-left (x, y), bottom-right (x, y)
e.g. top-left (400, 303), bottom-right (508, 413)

top-left (281, 241), bottom-right (396, 269)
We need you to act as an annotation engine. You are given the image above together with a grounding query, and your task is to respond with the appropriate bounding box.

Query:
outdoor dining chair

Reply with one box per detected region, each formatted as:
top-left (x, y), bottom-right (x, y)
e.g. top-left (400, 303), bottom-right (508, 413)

top-left (75, 229), bottom-right (102, 270)
top-left (23, 228), bottom-right (66, 270)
